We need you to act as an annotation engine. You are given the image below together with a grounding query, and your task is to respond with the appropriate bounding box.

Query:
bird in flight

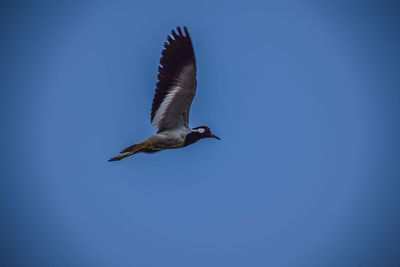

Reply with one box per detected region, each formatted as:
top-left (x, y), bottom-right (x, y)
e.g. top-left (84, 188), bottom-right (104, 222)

top-left (109, 26), bottom-right (220, 161)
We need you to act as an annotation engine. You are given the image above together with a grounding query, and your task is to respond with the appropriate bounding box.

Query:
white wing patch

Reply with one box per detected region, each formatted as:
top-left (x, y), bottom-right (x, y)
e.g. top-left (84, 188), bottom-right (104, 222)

top-left (151, 86), bottom-right (180, 127)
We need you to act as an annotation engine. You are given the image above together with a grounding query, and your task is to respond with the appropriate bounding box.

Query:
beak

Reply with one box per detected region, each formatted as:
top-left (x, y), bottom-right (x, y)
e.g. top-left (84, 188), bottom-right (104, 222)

top-left (210, 133), bottom-right (221, 140)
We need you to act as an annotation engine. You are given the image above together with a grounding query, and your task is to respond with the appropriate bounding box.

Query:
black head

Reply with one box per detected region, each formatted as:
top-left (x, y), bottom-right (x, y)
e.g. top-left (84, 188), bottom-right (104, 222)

top-left (183, 126), bottom-right (220, 147)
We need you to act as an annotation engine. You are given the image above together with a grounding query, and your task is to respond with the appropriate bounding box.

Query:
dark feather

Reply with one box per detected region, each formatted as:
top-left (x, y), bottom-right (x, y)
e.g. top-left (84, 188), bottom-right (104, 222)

top-left (120, 143), bottom-right (139, 154)
top-left (151, 26), bottom-right (196, 124)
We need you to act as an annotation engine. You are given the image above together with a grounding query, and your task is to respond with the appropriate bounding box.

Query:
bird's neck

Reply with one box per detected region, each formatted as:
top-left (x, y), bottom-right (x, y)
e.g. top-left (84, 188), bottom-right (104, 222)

top-left (183, 129), bottom-right (205, 147)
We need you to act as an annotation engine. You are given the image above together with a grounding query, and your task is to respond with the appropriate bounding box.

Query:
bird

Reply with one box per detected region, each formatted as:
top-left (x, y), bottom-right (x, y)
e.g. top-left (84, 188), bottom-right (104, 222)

top-left (109, 26), bottom-right (220, 162)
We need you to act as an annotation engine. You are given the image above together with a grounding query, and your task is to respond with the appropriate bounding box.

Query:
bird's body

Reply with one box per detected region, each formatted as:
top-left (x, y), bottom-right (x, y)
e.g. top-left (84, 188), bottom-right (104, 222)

top-left (109, 27), bottom-right (219, 162)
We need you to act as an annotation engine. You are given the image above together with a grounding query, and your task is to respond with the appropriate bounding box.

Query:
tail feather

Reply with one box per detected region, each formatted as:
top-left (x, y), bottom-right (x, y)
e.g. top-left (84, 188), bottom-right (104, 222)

top-left (108, 152), bottom-right (135, 162)
top-left (108, 142), bottom-right (148, 162)
top-left (120, 144), bottom-right (139, 154)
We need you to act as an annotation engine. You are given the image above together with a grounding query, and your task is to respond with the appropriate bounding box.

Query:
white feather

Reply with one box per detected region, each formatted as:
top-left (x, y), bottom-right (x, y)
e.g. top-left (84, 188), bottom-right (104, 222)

top-left (151, 85), bottom-right (181, 127)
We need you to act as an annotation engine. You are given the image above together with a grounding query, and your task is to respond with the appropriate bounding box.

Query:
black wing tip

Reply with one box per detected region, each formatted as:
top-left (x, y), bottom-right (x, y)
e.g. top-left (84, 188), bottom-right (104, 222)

top-left (171, 29), bottom-right (178, 39)
top-left (169, 26), bottom-right (191, 40)
top-left (176, 26), bottom-right (183, 36)
top-left (151, 26), bottom-right (195, 123)
top-left (183, 26), bottom-right (189, 36)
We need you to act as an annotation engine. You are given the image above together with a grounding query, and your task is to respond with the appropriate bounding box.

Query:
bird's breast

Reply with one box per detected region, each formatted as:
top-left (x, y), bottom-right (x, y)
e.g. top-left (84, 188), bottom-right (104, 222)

top-left (149, 129), bottom-right (188, 149)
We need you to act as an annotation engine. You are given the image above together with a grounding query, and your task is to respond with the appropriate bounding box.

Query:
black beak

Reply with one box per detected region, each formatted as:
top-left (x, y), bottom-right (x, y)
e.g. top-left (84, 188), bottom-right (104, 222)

top-left (210, 133), bottom-right (221, 140)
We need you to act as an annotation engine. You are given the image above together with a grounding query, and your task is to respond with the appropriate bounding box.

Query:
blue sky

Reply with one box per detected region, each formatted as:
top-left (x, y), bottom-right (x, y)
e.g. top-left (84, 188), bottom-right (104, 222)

top-left (1, 1), bottom-right (400, 266)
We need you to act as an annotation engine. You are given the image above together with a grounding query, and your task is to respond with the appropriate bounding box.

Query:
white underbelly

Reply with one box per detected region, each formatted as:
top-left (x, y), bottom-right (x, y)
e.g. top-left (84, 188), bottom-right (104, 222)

top-left (148, 130), bottom-right (188, 149)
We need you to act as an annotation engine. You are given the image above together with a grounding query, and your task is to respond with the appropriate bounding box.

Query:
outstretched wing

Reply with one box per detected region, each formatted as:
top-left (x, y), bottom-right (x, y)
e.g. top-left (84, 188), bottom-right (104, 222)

top-left (151, 26), bottom-right (197, 131)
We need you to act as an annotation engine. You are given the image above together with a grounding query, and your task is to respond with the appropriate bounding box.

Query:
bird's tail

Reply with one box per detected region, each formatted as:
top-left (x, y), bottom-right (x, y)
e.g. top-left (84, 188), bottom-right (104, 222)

top-left (108, 143), bottom-right (147, 162)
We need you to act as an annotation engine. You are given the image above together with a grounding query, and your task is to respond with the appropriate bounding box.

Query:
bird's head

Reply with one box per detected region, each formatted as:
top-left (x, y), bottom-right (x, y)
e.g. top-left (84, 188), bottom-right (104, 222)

top-left (193, 126), bottom-right (220, 140)
top-left (184, 126), bottom-right (220, 147)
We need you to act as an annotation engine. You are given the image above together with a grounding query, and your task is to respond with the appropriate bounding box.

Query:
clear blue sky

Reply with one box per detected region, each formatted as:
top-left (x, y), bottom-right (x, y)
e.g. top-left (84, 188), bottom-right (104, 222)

top-left (1, 1), bottom-right (400, 266)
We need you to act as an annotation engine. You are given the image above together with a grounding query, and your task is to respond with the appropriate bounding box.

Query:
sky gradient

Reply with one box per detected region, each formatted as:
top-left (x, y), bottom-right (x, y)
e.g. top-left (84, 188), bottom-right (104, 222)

top-left (1, 1), bottom-right (400, 266)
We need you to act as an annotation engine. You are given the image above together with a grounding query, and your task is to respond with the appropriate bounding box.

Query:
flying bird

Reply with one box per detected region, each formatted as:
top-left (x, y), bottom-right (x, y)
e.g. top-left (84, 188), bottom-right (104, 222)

top-left (109, 26), bottom-right (220, 161)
